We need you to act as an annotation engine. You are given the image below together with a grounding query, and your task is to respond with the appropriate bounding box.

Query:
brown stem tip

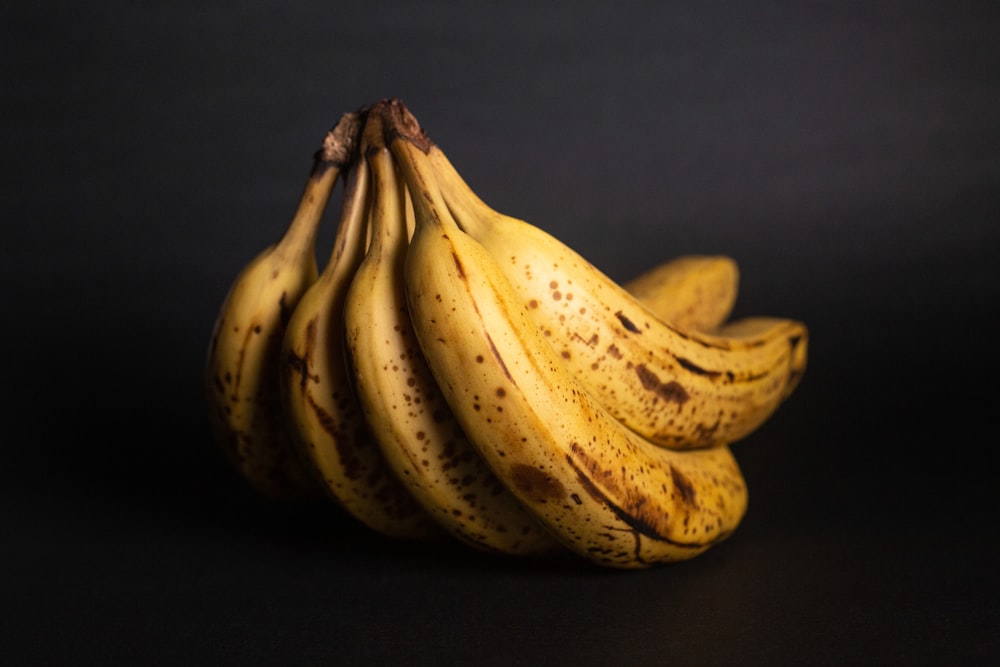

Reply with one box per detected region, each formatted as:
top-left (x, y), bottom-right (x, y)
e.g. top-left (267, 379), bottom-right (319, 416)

top-left (316, 111), bottom-right (364, 168)
top-left (379, 98), bottom-right (433, 153)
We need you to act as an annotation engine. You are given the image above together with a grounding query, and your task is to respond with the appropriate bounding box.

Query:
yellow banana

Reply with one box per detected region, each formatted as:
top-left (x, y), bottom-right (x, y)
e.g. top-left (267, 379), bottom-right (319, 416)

top-left (280, 112), bottom-right (440, 539)
top-left (205, 114), bottom-right (359, 500)
top-left (343, 125), bottom-right (560, 555)
top-left (385, 104), bottom-right (747, 569)
top-left (420, 125), bottom-right (806, 450)
top-left (623, 255), bottom-right (738, 332)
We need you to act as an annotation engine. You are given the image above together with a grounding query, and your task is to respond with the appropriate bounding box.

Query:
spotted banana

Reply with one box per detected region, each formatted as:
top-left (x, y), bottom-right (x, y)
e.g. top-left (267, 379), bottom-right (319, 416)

top-left (385, 103), bottom-right (748, 568)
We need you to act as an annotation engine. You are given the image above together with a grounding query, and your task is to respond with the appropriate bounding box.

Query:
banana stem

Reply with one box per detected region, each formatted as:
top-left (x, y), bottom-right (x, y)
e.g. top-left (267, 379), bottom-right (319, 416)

top-left (380, 101), bottom-right (492, 239)
top-left (379, 98), bottom-right (432, 154)
top-left (275, 111), bottom-right (364, 263)
top-left (377, 101), bottom-right (455, 234)
top-left (426, 148), bottom-right (494, 237)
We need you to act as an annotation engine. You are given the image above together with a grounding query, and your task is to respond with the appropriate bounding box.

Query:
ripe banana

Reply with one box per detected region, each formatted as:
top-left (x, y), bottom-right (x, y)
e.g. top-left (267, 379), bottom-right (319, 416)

top-left (623, 255), bottom-right (738, 332)
top-left (385, 107), bottom-right (747, 568)
top-left (280, 114), bottom-right (441, 539)
top-left (205, 113), bottom-right (360, 500)
top-left (419, 125), bottom-right (806, 450)
top-left (343, 120), bottom-right (561, 556)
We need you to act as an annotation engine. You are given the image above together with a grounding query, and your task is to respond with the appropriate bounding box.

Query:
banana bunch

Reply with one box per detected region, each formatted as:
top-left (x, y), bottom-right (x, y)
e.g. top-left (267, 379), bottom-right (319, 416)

top-left (205, 99), bottom-right (808, 569)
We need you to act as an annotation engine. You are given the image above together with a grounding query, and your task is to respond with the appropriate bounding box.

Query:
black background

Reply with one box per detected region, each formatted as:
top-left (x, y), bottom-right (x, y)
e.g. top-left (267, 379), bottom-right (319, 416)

top-left (4, 1), bottom-right (998, 664)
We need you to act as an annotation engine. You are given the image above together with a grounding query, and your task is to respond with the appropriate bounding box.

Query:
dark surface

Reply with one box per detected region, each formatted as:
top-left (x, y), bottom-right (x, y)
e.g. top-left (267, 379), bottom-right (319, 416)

top-left (3, 1), bottom-right (998, 664)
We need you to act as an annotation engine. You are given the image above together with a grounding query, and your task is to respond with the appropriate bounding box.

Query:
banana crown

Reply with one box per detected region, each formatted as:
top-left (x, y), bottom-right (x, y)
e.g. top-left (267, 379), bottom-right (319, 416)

top-left (205, 98), bottom-right (808, 569)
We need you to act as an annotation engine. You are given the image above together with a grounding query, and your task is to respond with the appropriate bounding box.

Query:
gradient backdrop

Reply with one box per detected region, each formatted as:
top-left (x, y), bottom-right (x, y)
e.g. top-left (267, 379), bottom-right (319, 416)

top-left (4, 1), bottom-right (998, 664)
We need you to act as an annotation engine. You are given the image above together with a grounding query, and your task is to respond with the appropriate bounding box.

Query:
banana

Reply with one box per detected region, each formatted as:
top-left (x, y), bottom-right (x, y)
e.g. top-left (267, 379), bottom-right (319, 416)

top-left (419, 123), bottom-right (806, 450)
top-left (622, 255), bottom-right (738, 332)
top-left (280, 113), bottom-right (441, 539)
top-left (384, 104), bottom-right (748, 569)
top-left (343, 114), bottom-right (561, 556)
top-left (205, 113), bottom-right (360, 501)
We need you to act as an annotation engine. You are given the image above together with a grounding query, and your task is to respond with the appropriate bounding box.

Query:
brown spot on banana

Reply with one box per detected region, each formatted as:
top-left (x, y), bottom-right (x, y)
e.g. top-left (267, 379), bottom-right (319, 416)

top-left (228, 320), bottom-right (258, 403)
top-left (635, 364), bottom-right (690, 405)
top-left (669, 466), bottom-right (698, 507)
top-left (615, 310), bottom-right (642, 333)
top-left (672, 356), bottom-right (723, 379)
top-left (691, 417), bottom-right (722, 442)
top-left (451, 250), bottom-right (466, 279)
top-left (508, 464), bottom-right (566, 504)
top-left (285, 316), bottom-right (320, 392)
top-left (485, 332), bottom-right (516, 385)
